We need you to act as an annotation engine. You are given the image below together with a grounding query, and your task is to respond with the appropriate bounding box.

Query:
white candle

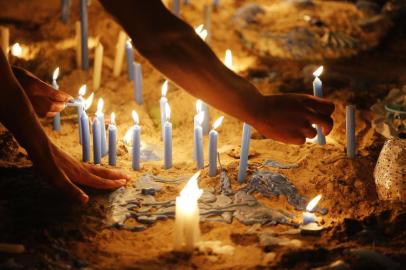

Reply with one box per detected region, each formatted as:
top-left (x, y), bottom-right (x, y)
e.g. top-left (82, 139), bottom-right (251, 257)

top-left (96, 98), bottom-right (108, 157)
top-left (193, 100), bottom-right (203, 160)
top-left (132, 110), bottom-right (141, 170)
top-left (77, 85), bottom-right (87, 144)
top-left (125, 39), bottom-right (134, 80)
top-left (52, 67), bottom-right (61, 131)
top-left (92, 117), bottom-right (102, 164)
top-left (160, 81), bottom-right (169, 141)
top-left (201, 102), bottom-right (210, 134)
top-left (164, 103), bottom-right (172, 169)
top-left (108, 112), bottom-right (117, 166)
top-left (346, 105), bottom-right (356, 158)
top-left (303, 194), bottom-right (322, 225)
top-left (75, 21), bottom-right (81, 67)
top-left (174, 171), bottom-right (203, 252)
top-left (79, 0), bottom-right (89, 70)
top-left (237, 123), bottom-right (251, 183)
top-left (209, 116), bottom-right (224, 177)
top-left (194, 112), bottom-right (204, 170)
top-left (1, 26), bottom-right (9, 60)
top-left (133, 61), bottom-right (143, 104)
top-left (93, 42), bottom-right (103, 90)
top-left (312, 66), bottom-right (326, 145)
top-left (113, 31), bottom-right (127, 77)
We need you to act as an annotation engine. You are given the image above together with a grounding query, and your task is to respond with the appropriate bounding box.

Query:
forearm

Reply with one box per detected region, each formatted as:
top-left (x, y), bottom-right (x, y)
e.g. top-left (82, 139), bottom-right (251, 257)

top-left (100, 0), bottom-right (264, 124)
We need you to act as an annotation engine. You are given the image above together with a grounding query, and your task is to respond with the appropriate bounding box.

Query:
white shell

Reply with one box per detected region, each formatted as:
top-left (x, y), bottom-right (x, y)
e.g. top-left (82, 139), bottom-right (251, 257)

top-left (374, 139), bottom-right (406, 201)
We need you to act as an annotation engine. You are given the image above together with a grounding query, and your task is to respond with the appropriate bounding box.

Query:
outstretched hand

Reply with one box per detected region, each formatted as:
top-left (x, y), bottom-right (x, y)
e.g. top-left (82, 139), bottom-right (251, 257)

top-left (12, 66), bottom-right (73, 118)
top-left (252, 94), bottom-right (335, 145)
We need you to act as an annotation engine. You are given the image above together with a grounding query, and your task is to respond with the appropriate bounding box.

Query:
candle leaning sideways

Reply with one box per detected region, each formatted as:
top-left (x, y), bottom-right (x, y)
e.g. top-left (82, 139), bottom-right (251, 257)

top-left (113, 31), bottom-right (127, 77)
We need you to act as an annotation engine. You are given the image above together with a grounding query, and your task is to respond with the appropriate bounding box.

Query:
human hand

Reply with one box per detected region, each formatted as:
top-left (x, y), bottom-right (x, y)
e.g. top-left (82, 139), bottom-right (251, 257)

top-left (12, 66), bottom-right (73, 118)
top-left (252, 94), bottom-right (335, 144)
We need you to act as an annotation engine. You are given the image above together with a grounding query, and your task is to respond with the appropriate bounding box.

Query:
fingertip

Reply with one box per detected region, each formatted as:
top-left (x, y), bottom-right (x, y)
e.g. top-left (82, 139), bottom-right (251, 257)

top-left (80, 194), bottom-right (89, 205)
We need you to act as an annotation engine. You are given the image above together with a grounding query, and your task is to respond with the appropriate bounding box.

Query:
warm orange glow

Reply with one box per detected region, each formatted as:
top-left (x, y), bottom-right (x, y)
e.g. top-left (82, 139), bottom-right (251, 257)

top-left (212, 116), bottom-right (224, 130)
top-left (306, 195), bottom-right (322, 212)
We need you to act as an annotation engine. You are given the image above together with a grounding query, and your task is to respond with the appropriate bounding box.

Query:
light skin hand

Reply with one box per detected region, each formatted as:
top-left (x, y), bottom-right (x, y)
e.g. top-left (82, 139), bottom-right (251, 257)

top-left (12, 66), bottom-right (73, 118)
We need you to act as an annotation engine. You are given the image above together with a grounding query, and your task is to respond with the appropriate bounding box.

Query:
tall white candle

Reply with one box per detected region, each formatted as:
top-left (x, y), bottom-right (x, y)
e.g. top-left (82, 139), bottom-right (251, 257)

top-left (237, 123), bottom-right (251, 183)
top-left (164, 103), bottom-right (173, 169)
top-left (194, 112), bottom-right (204, 170)
top-left (75, 21), bottom-right (82, 68)
top-left (81, 110), bottom-right (90, 162)
top-left (1, 26), bottom-right (9, 60)
top-left (96, 98), bottom-right (108, 157)
top-left (133, 62), bottom-right (143, 104)
top-left (346, 105), bottom-right (356, 158)
top-left (77, 85), bottom-right (87, 144)
top-left (312, 66), bottom-right (326, 145)
top-left (132, 110), bottom-right (141, 170)
top-left (93, 42), bottom-right (103, 90)
top-left (125, 39), bottom-right (134, 80)
top-left (209, 116), bottom-right (224, 177)
top-left (92, 117), bottom-right (102, 164)
top-left (201, 102), bottom-right (210, 134)
top-left (108, 112), bottom-right (117, 166)
top-left (79, 0), bottom-right (89, 70)
top-left (52, 67), bottom-right (61, 131)
top-left (160, 81), bottom-right (169, 141)
top-left (113, 31), bottom-right (127, 77)
top-left (174, 171), bottom-right (203, 252)
top-left (193, 100), bottom-right (203, 160)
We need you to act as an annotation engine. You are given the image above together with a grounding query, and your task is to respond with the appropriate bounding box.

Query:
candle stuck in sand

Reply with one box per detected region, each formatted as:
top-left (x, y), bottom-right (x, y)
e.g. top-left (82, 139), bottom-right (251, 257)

top-left (209, 116), bottom-right (224, 177)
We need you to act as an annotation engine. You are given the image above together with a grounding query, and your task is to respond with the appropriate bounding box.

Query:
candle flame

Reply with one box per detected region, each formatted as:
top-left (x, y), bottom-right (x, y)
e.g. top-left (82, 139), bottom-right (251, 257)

top-left (96, 98), bottom-right (104, 114)
top-left (52, 67), bottom-right (60, 81)
top-left (212, 116), bottom-right (224, 130)
top-left (161, 80), bottom-right (169, 97)
top-left (196, 100), bottom-right (202, 113)
top-left (306, 194), bottom-right (322, 212)
top-left (197, 111), bottom-right (205, 126)
top-left (132, 110), bottom-right (139, 124)
top-left (224, 49), bottom-right (233, 70)
top-left (78, 84), bottom-right (87, 97)
top-left (11, 43), bottom-right (22, 57)
top-left (124, 126), bottom-right (134, 145)
top-left (195, 24), bottom-right (207, 41)
top-left (84, 92), bottom-right (94, 111)
top-left (180, 171), bottom-right (203, 200)
top-left (313, 66), bottom-right (324, 77)
top-left (195, 24), bottom-right (204, 34)
top-left (111, 112), bottom-right (116, 125)
top-left (126, 39), bottom-right (132, 48)
top-left (165, 103), bottom-right (171, 121)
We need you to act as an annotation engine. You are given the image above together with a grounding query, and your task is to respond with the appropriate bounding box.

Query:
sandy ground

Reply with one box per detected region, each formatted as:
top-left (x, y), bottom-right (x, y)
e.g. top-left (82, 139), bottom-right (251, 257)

top-left (0, 0), bottom-right (405, 269)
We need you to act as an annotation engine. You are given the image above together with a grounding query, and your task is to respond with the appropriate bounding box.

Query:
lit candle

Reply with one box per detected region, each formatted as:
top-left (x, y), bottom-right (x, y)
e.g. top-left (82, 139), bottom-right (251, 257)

top-left (209, 116), bottom-right (224, 177)
top-left (79, 0), bottom-right (89, 70)
top-left (133, 61), bottom-right (143, 104)
top-left (193, 100), bottom-right (203, 160)
top-left (92, 42), bottom-right (103, 90)
top-left (80, 94), bottom-right (94, 162)
top-left (164, 103), bottom-right (172, 169)
top-left (174, 171), bottom-right (203, 252)
top-left (203, 4), bottom-right (212, 43)
top-left (11, 43), bottom-right (22, 58)
top-left (60, 0), bottom-right (71, 23)
top-left (237, 123), bottom-right (251, 183)
top-left (224, 49), bottom-right (233, 70)
top-left (194, 24), bottom-right (208, 41)
top-left (194, 112), bottom-right (204, 170)
top-left (346, 105), bottom-right (356, 158)
top-left (75, 21), bottom-right (81, 67)
top-left (51, 67), bottom-right (61, 132)
top-left (113, 31), bottom-right (127, 77)
top-left (77, 85), bottom-right (87, 144)
top-left (108, 112), bottom-right (117, 166)
top-left (160, 81), bottom-right (169, 141)
top-left (92, 118), bottom-right (102, 164)
top-left (96, 98), bottom-right (108, 156)
top-left (132, 110), bottom-right (141, 171)
top-left (201, 102), bottom-right (210, 134)
top-left (172, 0), bottom-right (180, 16)
top-left (312, 66), bottom-right (326, 145)
top-left (303, 194), bottom-right (322, 225)
top-left (125, 39), bottom-right (134, 80)
top-left (0, 26), bottom-right (9, 60)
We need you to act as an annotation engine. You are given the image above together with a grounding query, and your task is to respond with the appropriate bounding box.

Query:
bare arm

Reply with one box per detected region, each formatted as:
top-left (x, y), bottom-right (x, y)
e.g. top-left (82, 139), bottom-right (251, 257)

top-left (100, 0), bottom-right (334, 144)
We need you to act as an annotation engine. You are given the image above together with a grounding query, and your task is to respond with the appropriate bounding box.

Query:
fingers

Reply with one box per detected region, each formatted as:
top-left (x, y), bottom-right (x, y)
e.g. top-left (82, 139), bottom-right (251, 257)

top-left (304, 110), bottom-right (334, 135)
top-left (84, 164), bottom-right (130, 180)
top-left (301, 123), bottom-right (317, 139)
top-left (76, 172), bottom-right (127, 190)
top-left (48, 101), bottom-right (66, 113)
top-left (50, 90), bottom-right (73, 102)
top-left (300, 95), bottom-right (335, 116)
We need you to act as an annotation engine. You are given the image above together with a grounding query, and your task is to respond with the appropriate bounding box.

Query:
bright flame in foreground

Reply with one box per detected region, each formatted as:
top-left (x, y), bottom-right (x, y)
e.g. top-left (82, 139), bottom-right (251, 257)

top-left (52, 67), bottom-right (60, 81)
top-left (132, 110), bottom-right (139, 124)
top-left (162, 80), bottom-right (169, 97)
top-left (224, 49), bottom-right (233, 70)
top-left (165, 103), bottom-right (171, 121)
top-left (195, 24), bottom-right (208, 41)
top-left (111, 112), bottom-right (116, 125)
top-left (313, 66), bottom-right (324, 77)
top-left (84, 92), bottom-right (94, 110)
top-left (180, 171), bottom-right (203, 200)
top-left (11, 43), bottom-right (22, 57)
top-left (212, 116), bottom-right (224, 130)
top-left (96, 98), bottom-right (104, 114)
top-left (306, 194), bottom-right (322, 212)
top-left (196, 100), bottom-right (202, 113)
top-left (78, 85), bottom-right (87, 97)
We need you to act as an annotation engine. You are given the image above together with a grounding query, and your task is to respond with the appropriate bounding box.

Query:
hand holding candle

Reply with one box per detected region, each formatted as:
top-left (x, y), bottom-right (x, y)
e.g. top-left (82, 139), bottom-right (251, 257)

top-left (209, 116), bottom-right (224, 177)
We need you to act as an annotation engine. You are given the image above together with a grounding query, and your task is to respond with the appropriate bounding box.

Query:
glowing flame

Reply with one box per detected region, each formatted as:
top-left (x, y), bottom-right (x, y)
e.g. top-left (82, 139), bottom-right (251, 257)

top-left (212, 116), bottom-right (224, 130)
top-left (224, 49), bottom-right (233, 70)
top-left (180, 171), bottom-right (203, 200)
top-left (306, 194), bottom-right (322, 212)
top-left (96, 98), bottom-right (104, 114)
top-left (52, 67), bottom-right (60, 81)
top-left (197, 111), bottom-right (205, 126)
top-left (195, 24), bottom-right (207, 41)
top-left (11, 43), bottom-right (22, 57)
top-left (126, 39), bottom-right (132, 48)
top-left (313, 66), bottom-right (324, 77)
top-left (196, 100), bottom-right (202, 113)
top-left (111, 112), bottom-right (116, 125)
top-left (78, 85), bottom-right (87, 97)
top-left (132, 110), bottom-right (139, 124)
top-left (165, 103), bottom-right (171, 121)
top-left (161, 80), bottom-right (169, 97)
top-left (124, 126), bottom-right (134, 146)
top-left (84, 92), bottom-right (94, 110)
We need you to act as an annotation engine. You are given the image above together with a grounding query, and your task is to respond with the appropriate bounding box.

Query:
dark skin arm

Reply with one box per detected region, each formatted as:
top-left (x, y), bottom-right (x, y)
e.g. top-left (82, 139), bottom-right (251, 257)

top-left (0, 50), bottom-right (128, 204)
top-left (100, 0), bottom-right (334, 144)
